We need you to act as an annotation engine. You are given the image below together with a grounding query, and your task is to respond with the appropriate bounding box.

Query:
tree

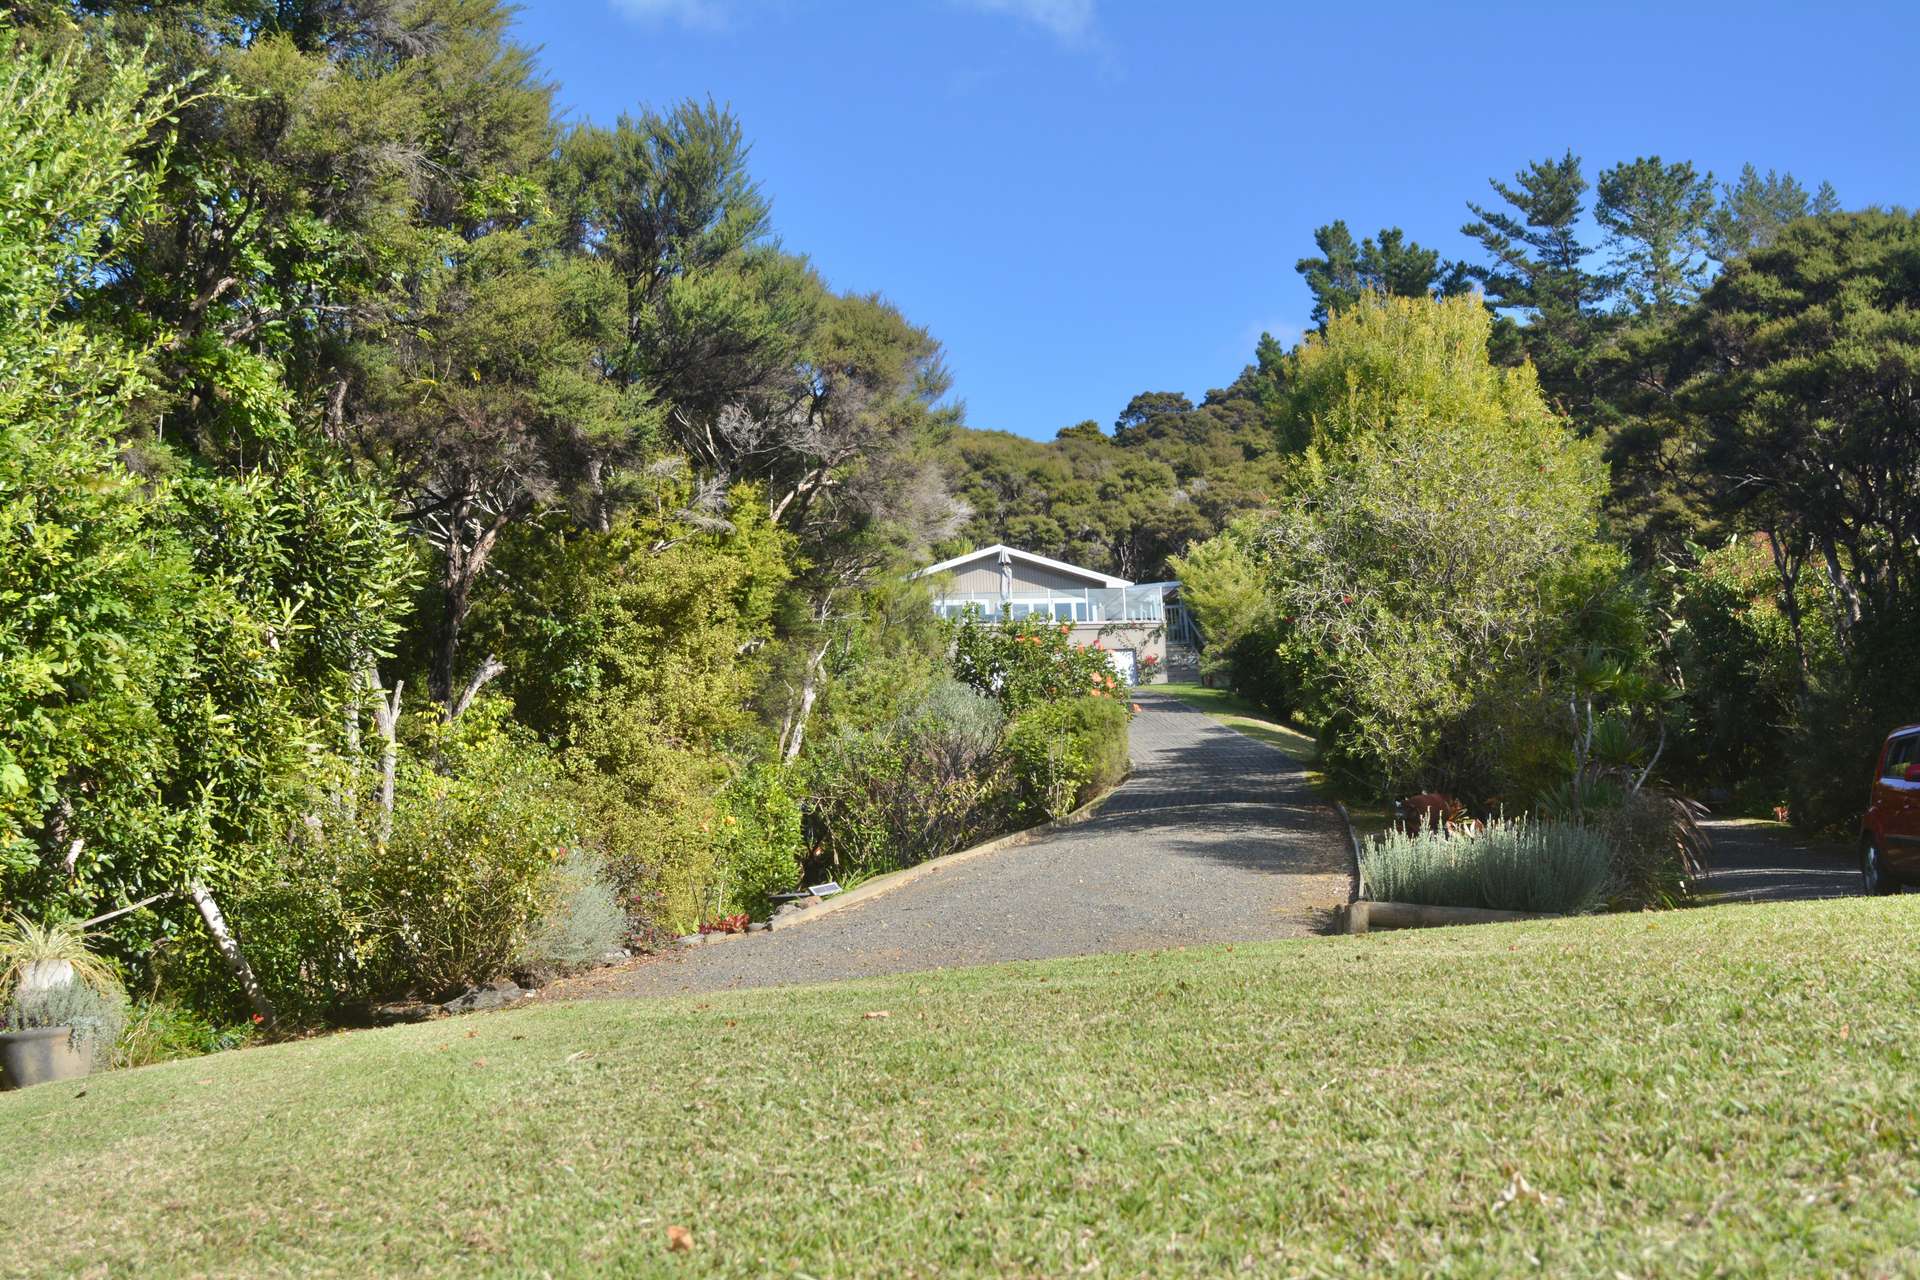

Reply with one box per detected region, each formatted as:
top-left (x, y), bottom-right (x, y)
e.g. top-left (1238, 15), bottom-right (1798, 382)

top-left (1113, 391), bottom-right (1194, 440)
top-left (0, 40), bottom-right (409, 967)
top-left (1460, 151), bottom-right (1613, 410)
top-left (1703, 164), bottom-right (1840, 264)
top-left (1679, 210), bottom-right (1920, 643)
top-left (1252, 294), bottom-right (1610, 791)
top-left (553, 100), bottom-right (803, 445)
top-left (1657, 210), bottom-right (1920, 828)
top-left (1295, 220), bottom-right (1470, 328)
top-left (357, 223), bottom-right (643, 708)
top-left (1596, 156), bottom-right (1716, 317)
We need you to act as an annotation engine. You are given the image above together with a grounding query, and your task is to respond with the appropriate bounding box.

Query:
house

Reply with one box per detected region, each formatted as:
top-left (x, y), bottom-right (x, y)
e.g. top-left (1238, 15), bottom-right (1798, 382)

top-left (909, 544), bottom-right (1193, 684)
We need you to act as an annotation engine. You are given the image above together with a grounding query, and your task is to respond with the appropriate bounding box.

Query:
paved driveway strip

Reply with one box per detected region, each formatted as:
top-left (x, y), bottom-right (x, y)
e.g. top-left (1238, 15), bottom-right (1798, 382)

top-left (577, 691), bottom-right (1352, 1000)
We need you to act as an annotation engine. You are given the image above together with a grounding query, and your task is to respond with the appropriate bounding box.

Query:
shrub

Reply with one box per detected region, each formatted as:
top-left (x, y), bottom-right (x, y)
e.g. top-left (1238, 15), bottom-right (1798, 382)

top-left (713, 765), bottom-right (805, 920)
top-left (222, 717), bottom-right (592, 1017)
top-left (1537, 769), bottom-right (1710, 910)
top-left (1229, 296), bottom-right (1612, 796)
top-left (113, 1000), bottom-right (255, 1068)
top-left (805, 679), bottom-right (1014, 878)
top-left (357, 732), bottom-right (582, 998)
top-left (1359, 818), bottom-right (1612, 914)
top-left (565, 737), bottom-right (730, 937)
top-left (949, 613), bottom-right (1121, 713)
top-left (1004, 722), bottom-right (1087, 821)
top-left (1004, 696), bottom-right (1130, 821)
top-left (516, 849), bottom-right (628, 974)
top-left (1172, 525), bottom-right (1305, 718)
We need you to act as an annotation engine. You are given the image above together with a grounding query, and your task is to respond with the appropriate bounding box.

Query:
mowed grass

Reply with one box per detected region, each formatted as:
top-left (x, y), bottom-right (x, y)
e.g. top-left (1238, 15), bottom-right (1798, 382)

top-left (6, 902), bottom-right (1920, 1277)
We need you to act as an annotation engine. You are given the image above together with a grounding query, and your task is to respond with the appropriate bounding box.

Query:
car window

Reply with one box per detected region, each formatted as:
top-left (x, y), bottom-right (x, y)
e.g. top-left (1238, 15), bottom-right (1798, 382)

top-left (1883, 734), bottom-right (1918, 779)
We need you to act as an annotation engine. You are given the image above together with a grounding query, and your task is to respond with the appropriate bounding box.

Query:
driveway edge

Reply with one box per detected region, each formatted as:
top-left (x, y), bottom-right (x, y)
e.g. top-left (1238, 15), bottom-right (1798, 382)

top-left (766, 773), bottom-right (1132, 933)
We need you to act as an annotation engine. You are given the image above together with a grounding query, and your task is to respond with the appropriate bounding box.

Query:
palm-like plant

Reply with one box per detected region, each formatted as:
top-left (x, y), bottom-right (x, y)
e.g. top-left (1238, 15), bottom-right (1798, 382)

top-left (0, 915), bottom-right (119, 1005)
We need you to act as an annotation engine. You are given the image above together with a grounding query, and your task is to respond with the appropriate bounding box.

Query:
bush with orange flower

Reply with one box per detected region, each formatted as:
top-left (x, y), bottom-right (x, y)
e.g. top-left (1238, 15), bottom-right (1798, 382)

top-left (948, 613), bottom-right (1124, 713)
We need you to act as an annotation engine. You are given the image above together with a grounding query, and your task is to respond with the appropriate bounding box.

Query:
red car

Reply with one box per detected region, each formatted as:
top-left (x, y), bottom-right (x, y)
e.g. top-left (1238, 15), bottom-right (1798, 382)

top-left (1861, 724), bottom-right (1920, 894)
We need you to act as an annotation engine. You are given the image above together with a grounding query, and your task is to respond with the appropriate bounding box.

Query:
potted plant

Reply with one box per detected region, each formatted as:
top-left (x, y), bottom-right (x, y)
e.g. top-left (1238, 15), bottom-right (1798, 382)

top-left (0, 915), bottom-right (123, 1090)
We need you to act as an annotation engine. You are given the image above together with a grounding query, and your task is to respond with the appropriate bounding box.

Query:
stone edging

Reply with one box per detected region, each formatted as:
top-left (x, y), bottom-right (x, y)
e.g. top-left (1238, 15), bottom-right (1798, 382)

top-left (672, 772), bottom-right (1133, 947)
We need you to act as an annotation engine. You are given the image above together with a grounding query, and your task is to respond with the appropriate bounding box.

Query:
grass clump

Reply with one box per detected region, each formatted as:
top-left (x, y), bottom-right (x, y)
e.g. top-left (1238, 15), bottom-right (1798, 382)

top-left (1359, 816), bottom-right (1611, 913)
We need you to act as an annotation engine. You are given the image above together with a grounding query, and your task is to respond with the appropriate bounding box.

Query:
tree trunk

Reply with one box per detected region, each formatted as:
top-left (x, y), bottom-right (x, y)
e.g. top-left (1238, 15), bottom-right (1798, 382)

top-left (780, 637), bottom-right (834, 763)
top-left (1766, 528), bottom-right (1813, 687)
top-left (188, 880), bottom-right (275, 1029)
top-left (1817, 531), bottom-right (1863, 648)
top-left (447, 656), bottom-right (503, 723)
top-left (430, 504), bottom-right (511, 706)
top-left (343, 668), bottom-right (362, 808)
top-left (368, 671), bottom-right (403, 845)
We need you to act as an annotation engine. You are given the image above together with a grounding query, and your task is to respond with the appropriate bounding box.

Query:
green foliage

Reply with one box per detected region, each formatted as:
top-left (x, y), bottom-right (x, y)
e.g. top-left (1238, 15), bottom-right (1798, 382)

top-left (1359, 818), bottom-right (1612, 915)
top-left (948, 613), bottom-right (1124, 714)
top-left (1662, 536), bottom-right (1828, 809)
top-left (1003, 696), bottom-right (1130, 821)
top-left (225, 709), bottom-right (591, 1017)
top-left (517, 849), bottom-right (628, 974)
top-left (1595, 155), bottom-right (1716, 317)
top-left (1252, 294), bottom-right (1612, 794)
top-left (113, 999), bottom-right (255, 1069)
top-left (0, 40), bottom-right (411, 975)
top-left (1652, 210), bottom-right (1920, 830)
top-left (1170, 521), bottom-right (1304, 717)
top-left (1460, 150), bottom-right (1614, 409)
top-left (1703, 164), bottom-right (1840, 264)
top-left (804, 679), bottom-right (1013, 879)
top-left (362, 719), bottom-right (583, 999)
top-left (940, 372), bottom-right (1281, 582)
top-left (473, 482), bottom-right (790, 933)
top-left (1295, 220), bottom-right (1471, 329)
top-left (713, 766), bottom-right (805, 920)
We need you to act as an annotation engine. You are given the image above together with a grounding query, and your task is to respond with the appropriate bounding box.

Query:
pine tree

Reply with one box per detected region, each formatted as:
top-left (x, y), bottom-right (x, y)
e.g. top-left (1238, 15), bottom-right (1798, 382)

top-left (1460, 151), bottom-right (1612, 412)
top-left (1703, 164), bottom-right (1840, 263)
top-left (1595, 156), bottom-right (1716, 317)
top-left (1296, 220), bottom-right (1469, 329)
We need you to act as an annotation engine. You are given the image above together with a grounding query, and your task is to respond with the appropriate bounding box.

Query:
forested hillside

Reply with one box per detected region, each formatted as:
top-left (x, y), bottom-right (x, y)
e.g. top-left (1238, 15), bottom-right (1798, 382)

top-left (946, 157), bottom-right (1850, 583)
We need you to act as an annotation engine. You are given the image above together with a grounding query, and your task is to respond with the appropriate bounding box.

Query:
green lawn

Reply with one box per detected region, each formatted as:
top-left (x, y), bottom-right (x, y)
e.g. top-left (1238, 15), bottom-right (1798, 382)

top-left (6, 901), bottom-right (1920, 1276)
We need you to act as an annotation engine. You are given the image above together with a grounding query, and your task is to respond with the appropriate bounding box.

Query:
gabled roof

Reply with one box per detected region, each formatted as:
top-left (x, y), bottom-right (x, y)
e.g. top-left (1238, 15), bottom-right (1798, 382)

top-left (910, 543), bottom-right (1132, 589)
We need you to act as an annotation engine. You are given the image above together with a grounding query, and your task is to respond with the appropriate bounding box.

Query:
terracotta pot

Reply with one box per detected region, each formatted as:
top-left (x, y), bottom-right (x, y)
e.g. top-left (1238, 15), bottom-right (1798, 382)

top-left (0, 1026), bottom-right (93, 1090)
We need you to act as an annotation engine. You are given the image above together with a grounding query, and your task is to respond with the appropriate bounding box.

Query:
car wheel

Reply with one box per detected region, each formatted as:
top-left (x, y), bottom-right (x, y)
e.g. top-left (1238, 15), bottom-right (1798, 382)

top-left (1862, 838), bottom-right (1897, 895)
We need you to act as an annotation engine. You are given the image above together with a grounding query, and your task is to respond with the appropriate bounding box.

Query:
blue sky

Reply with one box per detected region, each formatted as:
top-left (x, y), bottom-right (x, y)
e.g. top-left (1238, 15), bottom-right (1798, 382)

top-left (512, 1), bottom-right (1917, 439)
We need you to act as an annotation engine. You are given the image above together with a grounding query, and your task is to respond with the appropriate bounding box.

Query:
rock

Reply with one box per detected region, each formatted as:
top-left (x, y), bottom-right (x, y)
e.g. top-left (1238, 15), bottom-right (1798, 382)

top-left (441, 979), bottom-right (526, 1015)
top-left (368, 1000), bottom-right (441, 1025)
top-left (770, 898), bottom-right (816, 927)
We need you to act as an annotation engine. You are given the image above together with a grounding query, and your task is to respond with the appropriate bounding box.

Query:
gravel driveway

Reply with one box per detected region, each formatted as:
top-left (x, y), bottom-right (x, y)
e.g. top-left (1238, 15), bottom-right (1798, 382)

top-left (1696, 818), bottom-right (1864, 903)
top-left (577, 691), bottom-right (1352, 999)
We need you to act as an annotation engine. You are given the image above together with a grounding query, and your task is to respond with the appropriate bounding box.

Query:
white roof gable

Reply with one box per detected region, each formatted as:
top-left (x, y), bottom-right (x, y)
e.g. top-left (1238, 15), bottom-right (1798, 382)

top-left (911, 543), bottom-right (1132, 588)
